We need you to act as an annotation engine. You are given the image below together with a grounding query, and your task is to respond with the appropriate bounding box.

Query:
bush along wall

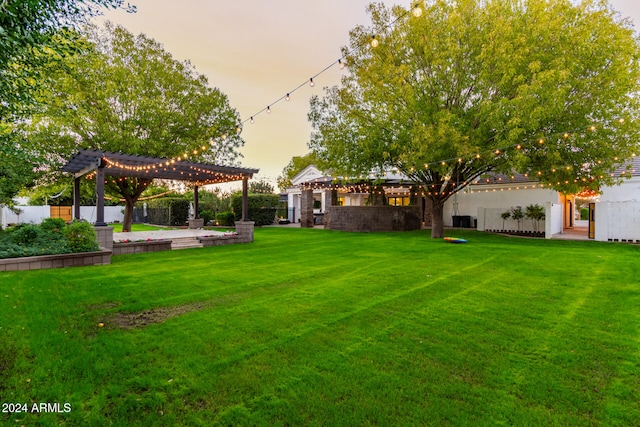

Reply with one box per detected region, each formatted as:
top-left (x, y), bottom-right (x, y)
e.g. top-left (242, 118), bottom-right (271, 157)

top-left (231, 194), bottom-right (280, 226)
top-left (0, 219), bottom-right (100, 259)
top-left (144, 198), bottom-right (191, 226)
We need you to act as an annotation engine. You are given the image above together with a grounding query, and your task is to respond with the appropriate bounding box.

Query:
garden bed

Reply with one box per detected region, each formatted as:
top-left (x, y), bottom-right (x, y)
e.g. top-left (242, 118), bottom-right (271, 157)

top-left (112, 239), bottom-right (173, 255)
top-left (0, 249), bottom-right (112, 272)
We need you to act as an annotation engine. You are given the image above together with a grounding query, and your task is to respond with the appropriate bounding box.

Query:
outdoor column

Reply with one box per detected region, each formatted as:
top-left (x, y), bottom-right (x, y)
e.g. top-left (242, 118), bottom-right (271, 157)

top-left (73, 176), bottom-right (81, 220)
top-left (300, 189), bottom-right (315, 228)
top-left (194, 185), bottom-right (199, 219)
top-left (95, 163), bottom-right (106, 226)
top-left (242, 176), bottom-right (249, 221)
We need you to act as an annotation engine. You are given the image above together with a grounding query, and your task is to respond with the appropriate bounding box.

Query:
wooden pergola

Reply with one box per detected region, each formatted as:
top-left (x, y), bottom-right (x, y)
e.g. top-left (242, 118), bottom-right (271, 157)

top-left (61, 149), bottom-right (259, 226)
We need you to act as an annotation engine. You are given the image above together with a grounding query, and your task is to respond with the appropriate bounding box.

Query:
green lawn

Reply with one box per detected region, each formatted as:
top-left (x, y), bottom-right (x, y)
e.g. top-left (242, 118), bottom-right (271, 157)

top-left (109, 223), bottom-right (166, 233)
top-left (1, 228), bottom-right (639, 426)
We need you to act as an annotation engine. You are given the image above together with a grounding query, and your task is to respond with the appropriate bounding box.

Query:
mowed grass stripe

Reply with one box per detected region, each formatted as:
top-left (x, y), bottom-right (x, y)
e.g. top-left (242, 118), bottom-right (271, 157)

top-left (1, 228), bottom-right (639, 426)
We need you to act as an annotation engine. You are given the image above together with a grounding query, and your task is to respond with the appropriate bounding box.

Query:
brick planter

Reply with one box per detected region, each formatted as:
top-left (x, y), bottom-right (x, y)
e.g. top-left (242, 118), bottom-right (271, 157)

top-left (197, 234), bottom-right (244, 247)
top-left (112, 239), bottom-right (172, 255)
top-left (0, 250), bottom-right (112, 272)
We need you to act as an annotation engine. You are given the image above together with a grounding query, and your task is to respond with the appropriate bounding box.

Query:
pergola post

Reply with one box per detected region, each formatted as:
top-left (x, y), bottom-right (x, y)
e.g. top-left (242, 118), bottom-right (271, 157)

top-left (73, 176), bottom-right (81, 220)
top-left (194, 185), bottom-right (199, 219)
top-left (95, 161), bottom-right (107, 227)
top-left (242, 176), bottom-right (249, 221)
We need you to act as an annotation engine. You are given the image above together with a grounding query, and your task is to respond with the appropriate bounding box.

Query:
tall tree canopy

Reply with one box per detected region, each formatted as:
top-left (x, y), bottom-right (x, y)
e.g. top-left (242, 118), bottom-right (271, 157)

top-left (309, 0), bottom-right (640, 238)
top-left (277, 152), bottom-right (320, 191)
top-left (0, 0), bottom-right (133, 206)
top-left (32, 23), bottom-right (245, 231)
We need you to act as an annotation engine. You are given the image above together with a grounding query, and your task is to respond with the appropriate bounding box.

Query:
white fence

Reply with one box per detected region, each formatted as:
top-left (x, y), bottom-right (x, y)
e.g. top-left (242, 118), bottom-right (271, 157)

top-left (1, 206), bottom-right (124, 228)
top-left (595, 202), bottom-right (640, 242)
top-left (476, 202), bottom-right (562, 239)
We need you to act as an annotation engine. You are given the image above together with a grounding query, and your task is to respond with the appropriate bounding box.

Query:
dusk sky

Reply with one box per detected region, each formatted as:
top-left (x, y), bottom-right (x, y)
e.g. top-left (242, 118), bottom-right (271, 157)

top-left (96, 0), bottom-right (640, 191)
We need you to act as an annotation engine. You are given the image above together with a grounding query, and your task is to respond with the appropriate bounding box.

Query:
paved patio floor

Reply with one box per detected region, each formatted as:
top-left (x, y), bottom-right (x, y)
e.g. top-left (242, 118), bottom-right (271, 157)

top-left (113, 229), bottom-right (225, 242)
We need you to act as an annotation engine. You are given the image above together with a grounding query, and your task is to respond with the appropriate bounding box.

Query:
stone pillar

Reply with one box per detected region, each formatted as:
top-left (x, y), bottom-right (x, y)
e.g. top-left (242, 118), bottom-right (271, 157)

top-left (300, 189), bottom-right (315, 228)
top-left (242, 177), bottom-right (249, 221)
top-left (95, 163), bottom-right (107, 226)
top-left (235, 221), bottom-right (255, 243)
top-left (94, 225), bottom-right (114, 252)
top-left (323, 189), bottom-right (336, 226)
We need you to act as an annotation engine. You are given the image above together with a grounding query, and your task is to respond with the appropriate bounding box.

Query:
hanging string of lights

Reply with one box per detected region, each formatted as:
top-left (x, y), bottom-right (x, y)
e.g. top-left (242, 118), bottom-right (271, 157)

top-left (94, 0), bottom-right (635, 190)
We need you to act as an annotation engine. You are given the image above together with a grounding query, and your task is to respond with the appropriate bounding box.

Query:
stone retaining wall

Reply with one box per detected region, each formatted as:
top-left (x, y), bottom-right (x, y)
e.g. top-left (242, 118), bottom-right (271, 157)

top-left (0, 250), bottom-right (112, 272)
top-left (112, 240), bottom-right (173, 255)
top-left (325, 206), bottom-right (422, 232)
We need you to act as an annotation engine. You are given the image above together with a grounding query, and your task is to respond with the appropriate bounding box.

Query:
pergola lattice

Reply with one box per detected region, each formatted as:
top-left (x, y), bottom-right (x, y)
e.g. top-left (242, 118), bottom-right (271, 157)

top-left (62, 149), bottom-right (259, 225)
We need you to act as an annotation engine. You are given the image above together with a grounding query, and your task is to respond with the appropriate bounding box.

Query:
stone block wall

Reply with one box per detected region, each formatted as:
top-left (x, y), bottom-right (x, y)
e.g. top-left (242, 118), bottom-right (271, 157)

top-left (325, 206), bottom-right (422, 232)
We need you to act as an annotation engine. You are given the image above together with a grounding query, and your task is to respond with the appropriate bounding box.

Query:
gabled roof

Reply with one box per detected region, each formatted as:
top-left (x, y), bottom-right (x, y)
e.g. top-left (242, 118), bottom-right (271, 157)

top-left (291, 164), bottom-right (331, 186)
top-left (62, 149), bottom-right (259, 184)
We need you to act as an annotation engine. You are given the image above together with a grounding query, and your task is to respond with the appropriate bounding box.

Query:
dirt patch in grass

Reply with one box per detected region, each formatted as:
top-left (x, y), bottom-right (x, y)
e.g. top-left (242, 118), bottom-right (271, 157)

top-left (107, 302), bottom-right (210, 329)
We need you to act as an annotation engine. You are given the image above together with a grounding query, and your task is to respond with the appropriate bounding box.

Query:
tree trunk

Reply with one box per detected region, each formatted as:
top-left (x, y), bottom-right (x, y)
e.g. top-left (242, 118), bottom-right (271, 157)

top-left (431, 198), bottom-right (445, 238)
top-left (122, 199), bottom-right (135, 232)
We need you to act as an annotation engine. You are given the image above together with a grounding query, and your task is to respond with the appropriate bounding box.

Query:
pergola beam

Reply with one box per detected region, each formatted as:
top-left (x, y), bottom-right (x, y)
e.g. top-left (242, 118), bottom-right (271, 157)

top-left (61, 149), bottom-right (259, 226)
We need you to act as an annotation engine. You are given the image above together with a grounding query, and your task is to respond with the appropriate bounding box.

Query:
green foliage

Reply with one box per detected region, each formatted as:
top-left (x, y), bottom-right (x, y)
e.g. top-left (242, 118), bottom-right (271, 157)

top-left (0, 129), bottom-right (39, 206)
top-left (309, 0), bottom-right (640, 237)
top-left (28, 23), bottom-right (244, 231)
top-left (277, 152), bottom-right (320, 191)
top-left (40, 217), bottom-right (68, 233)
top-left (231, 194), bottom-right (280, 226)
top-left (64, 220), bottom-right (99, 252)
top-left (146, 197), bottom-right (190, 226)
top-left (511, 206), bottom-right (525, 231)
top-left (215, 211), bottom-right (236, 227)
top-left (500, 210), bottom-right (511, 230)
top-left (1, 229), bottom-right (640, 425)
top-left (525, 204), bottom-right (546, 232)
top-left (249, 180), bottom-right (275, 194)
top-left (199, 210), bottom-right (213, 226)
top-left (0, 219), bottom-right (99, 258)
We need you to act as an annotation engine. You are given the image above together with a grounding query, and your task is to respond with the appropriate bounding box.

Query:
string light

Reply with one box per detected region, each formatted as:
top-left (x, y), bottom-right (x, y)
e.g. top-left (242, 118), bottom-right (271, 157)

top-left (309, 78), bottom-right (315, 87)
top-left (371, 35), bottom-right (379, 48)
top-left (285, 93), bottom-right (291, 101)
top-left (266, 106), bottom-right (271, 114)
top-left (412, 3), bottom-right (423, 17)
top-left (338, 59), bottom-right (345, 69)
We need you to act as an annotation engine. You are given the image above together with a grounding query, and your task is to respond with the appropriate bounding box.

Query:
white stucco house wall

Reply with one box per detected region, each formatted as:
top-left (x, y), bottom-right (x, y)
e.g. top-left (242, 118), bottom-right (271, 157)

top-left (286, 159), bottom-right (640, 242)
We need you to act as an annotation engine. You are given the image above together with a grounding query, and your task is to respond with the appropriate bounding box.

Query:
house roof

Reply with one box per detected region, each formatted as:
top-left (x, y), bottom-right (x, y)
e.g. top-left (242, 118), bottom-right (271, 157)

top-left (61, 149), bottom-right (259, 185)
top-left (471, 156), bottom-right (640, 187)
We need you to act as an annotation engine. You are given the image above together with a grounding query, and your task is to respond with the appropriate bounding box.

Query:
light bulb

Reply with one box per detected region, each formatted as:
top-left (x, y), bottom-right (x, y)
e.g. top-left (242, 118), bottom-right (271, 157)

top-left (338, 59), bottom-right (345, 69)
top-left (309, 78), bottom-right (315, 87)
top-left (250, 116), bottom-right (255, 124)
top-left (266, 106), bottom-right (271, 114)
top-left (371, 35), bottom-right (379, 48)
top-left (285, 93), bottom-right (290, 101)
top-left (412, 4), bottom-right (423, 17)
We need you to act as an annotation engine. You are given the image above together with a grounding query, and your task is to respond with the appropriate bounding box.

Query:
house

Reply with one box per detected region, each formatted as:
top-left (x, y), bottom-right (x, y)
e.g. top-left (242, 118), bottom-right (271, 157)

top-left (286, 159), bottom-right (640, 242)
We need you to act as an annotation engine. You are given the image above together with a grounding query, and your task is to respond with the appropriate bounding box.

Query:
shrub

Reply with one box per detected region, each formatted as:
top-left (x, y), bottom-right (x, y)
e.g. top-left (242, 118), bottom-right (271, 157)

top-left (231, 194), bottom-right (280, 226)
top-left (10, 224), bottom-right (44, 245)
top-left (146, 197), bottom-right (190, 226)
top-left (64, 221), bottom-right (100, 253)
top-left (200, 210), bottom-right (214, 226)
top-left (40, 217), bottom-right (67, 233)
top-left (216, 211), bottom-right (236, 227)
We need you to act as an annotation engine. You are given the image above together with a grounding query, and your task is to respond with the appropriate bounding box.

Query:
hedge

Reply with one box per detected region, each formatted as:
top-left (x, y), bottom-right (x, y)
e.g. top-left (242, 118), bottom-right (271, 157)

top-left (231, 194), bottom-right (280, 226)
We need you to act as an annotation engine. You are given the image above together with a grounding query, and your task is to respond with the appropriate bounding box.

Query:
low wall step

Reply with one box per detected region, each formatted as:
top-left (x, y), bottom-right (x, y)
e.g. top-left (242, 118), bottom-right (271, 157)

top-left (171, 237), bottom-right (204, 250)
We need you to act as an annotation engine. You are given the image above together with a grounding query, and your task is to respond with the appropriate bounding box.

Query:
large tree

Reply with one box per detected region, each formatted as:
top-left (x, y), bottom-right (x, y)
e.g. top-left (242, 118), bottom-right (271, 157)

top-left (309, 0), bottom-right (640, 238)
top-left (32, 23), bottom-right (244, 231)
top-left (277, 152), bottom-right (320, 191)
top-left (0, 0), bottom-right (133, 206)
